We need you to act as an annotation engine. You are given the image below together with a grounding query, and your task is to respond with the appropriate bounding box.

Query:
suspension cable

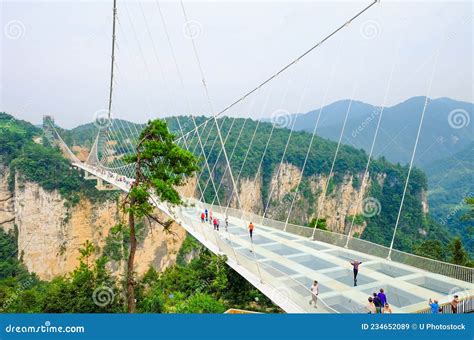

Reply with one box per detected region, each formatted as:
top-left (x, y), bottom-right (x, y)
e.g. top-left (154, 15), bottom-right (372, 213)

top-left (175, 0), bottom-right (378, 143)
top-left (387, 45), bottom-right (442, 259)
top-left (311, 84), bottom-right (358, 239)
top-left (180, 0), bottom-right (242, 209)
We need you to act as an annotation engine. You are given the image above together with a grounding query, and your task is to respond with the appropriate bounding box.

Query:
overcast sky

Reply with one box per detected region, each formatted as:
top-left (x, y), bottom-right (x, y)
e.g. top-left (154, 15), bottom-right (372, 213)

top-left (1, 0), bottom-right (472, 128)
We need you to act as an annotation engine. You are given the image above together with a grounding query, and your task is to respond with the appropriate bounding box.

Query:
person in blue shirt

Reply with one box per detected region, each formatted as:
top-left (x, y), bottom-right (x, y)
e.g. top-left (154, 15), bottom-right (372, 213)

top-left (429, 298), bottom-right (439, 314)
top-left (378, 288), bottom-right (387, 307)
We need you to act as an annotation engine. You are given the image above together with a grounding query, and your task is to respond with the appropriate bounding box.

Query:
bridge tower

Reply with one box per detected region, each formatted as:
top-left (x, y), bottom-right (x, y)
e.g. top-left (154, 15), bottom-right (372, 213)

top-left (42, 115), bottom-right (55, 143)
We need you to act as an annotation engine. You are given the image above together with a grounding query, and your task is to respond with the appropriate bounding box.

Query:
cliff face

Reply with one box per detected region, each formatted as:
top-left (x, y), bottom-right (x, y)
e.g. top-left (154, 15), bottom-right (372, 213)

top-left (256, 163), bottom-right (370, 234)
top-left (0, 165), bottom-right (186, 281)
top-left (194, 163), bottom-right (429, 236)
top-left (0, 166), bottom-right (15, 233)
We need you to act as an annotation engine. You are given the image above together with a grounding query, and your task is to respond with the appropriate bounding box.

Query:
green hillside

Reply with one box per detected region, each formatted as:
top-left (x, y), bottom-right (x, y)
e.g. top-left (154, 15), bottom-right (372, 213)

top-left (0, 112), bottom-right (114, 205)
top-left (426, 142), bottom-right (474, 253)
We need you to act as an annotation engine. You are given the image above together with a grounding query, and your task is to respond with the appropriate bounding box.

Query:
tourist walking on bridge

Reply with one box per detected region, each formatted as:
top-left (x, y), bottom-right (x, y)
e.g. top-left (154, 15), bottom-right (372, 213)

top-left (378, 288), bottom-right (387, 307)
top-left (205, 208), bottom-right (208, 221)
top-left (248, 222), bottom-right (254, 241)
top-left (350, 260), bottom-right (362, 286)
top-left (372, 293), bottom-right (382, 313)
top-left (225, 217), bottom-right (229, 231)
top-left (309, 280), bottom-right (319, 308)
top-left (200, 212), bottom-right (205, 223)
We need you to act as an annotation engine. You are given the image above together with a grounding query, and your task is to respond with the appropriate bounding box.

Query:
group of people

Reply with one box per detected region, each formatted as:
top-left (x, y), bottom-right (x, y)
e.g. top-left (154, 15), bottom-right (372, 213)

top-left (200, 209), bottom-right (230, 232)
top-left (428, 295), bottom-right (460, 314)
top-left (87, 165), bottom-right (134, 187)
top-left (367, 289), bottom-right (391, 313)
top-left (199, 208), bottom-right (255, 239)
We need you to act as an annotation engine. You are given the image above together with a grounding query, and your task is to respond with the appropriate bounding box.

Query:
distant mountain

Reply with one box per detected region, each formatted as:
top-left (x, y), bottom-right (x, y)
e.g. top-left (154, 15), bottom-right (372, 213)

top-left (425, 142), bottom-right (474, 253)
top-left (284, 97), bottom-right (473, 167)
top-left (263, 97), bottom-right (473, 248)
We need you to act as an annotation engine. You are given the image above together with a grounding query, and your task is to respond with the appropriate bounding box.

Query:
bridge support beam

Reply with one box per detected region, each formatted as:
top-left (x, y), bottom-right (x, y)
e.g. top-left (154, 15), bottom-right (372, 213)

top-left (96, 178), bottom-right (116, 191)
top-left (84, 171), bottom-right (98, 180)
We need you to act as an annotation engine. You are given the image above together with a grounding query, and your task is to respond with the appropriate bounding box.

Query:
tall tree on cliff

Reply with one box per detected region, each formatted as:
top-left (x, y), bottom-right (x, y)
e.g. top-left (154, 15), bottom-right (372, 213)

top-left (123, 119), bottom-right (199, 312)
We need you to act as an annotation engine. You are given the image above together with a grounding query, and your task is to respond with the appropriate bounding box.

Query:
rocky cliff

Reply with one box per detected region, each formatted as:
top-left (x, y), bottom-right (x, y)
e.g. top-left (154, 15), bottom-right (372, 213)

top-left (196, 162), bottom-right (429, 236)
top-left (0, 165), bottom-right (186, 281)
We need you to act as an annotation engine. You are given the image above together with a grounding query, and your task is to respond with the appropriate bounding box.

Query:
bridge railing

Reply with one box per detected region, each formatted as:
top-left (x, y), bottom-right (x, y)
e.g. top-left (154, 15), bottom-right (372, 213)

top-left (177, 204), bottom-right (338, 313)
top-left (188, 199), bottom-right (473, 284)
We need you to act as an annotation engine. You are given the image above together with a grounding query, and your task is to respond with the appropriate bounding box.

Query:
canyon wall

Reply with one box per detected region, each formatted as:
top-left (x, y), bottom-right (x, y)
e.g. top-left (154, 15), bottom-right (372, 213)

top-left (0, 165), bottom-right (186, 281)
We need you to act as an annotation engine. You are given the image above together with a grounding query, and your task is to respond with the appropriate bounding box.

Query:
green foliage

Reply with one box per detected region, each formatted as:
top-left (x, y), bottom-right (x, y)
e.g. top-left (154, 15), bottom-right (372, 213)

top-left (462, 196), bottom-right (474, 222)
top-left (103, 224), bottom-right (126, 262)
top-left (137, 250), bottom-right (281, 314)
top-left (413, 237), bottom-right (472, 267)
top-left (125, 119), bottom-right (200, 207)
top-left (449, 237), bottom-right (471, 267)
top-left (176, 234), bottom-right (202, 266)
top-left (426, 143), bottom-right (474, 254)
top-left (175, 292), bottom-right (226, 313)
top-left (413, 239), bottom-right (445, 261)
top-left (0, 241), bottom-right (124, 313)
top-left (347, 215), bottom-right (365, 226)
top-left (0, 228), bottom-right (33, 281)
top-left (0, 113), bottom-right (115, 206)
top-left (103, 222), bottom-right (147, 262)
top-left (307, 218), bottom-right (327, 230)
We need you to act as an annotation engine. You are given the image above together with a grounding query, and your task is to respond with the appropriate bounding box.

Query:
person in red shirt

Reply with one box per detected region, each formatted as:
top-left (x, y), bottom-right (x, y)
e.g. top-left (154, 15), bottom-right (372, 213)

top-left (248, 222), bottom-right (254, 240)
top-left (200, 212), bottom-right (205, 223)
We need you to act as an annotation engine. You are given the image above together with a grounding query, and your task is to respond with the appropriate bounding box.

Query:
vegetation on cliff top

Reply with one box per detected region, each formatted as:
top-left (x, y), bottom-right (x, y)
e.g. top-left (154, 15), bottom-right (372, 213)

top-left (0, 112), bottom-right (114, 205)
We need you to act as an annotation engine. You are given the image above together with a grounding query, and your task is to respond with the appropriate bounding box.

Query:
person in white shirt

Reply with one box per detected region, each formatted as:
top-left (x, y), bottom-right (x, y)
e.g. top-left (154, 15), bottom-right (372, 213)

top-left (309, 280), bottom-right (319, 308)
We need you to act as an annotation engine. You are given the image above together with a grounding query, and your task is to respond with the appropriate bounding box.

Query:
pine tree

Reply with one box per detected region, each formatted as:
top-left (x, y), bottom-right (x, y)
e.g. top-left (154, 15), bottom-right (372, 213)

top-left (122, 119), bottom-right (199, 312)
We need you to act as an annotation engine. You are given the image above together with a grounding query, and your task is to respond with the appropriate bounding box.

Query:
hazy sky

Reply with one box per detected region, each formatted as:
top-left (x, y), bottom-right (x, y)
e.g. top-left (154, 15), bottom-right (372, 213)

top-left (1, 0), bottom-right (472, 128)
